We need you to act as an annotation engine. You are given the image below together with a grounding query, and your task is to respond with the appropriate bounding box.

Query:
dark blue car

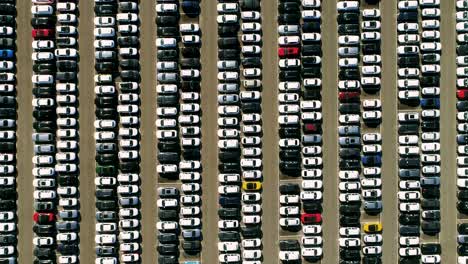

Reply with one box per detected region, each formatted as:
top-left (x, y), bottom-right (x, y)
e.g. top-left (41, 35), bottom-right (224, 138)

top-left (420, 98), bottom-right (440, 109)
top-left (182, 1), bottom-right (200, 17)
top-left (219, 196), bottom-right (240, 207)
top-left (362, 155), bottom-right (382, 166)
top-left (0, 49), bottom-right (13, 59)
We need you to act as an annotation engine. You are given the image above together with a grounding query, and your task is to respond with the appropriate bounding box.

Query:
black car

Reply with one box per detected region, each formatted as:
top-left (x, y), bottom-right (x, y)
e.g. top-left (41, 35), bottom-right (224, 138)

top-left (422, 187), bottom-right (439, 199)
top-left (219, 151), bottom-right (241, 162)
top-left (157, 95), bottom-right (178, 107)
top-left (459, 245), bottom-right (468, 256)
top-left (0, 96), bottom-right (14, 108)
top-left (158, 141), bottom-right (179, 152)
top-left (31, 17), bottom-right (55, 27)
top-left (218, 25), bottom-right (240, 37)
top-left (57, 244), bottom-right (79, 255)
top-left (279, 127), bottom-right (300, 138)
top-left (57, 60), bottom-right (77, 71)
top-left (303, 202), bottom-right (322, 213)
top-left (118, 36), bottom-right (139, 47)
top-left (95, 62), bottom-right (117, 73)
top-left (398, 56), bottom-right (419, 67)
top-left (0, 142), bottom-right (14, 153)
top-left (422, 53), bottom-right (440, 64)
top-left (218, 37), bottom-right (239, 48)
top-left (96, 200), bottom-right (117, 211)
top-left (339, 68), bottom-right (360, 80)
top-left (339, 148), bottom-right (360, 159)
top-left (33, 63), bottom-right (55, 74)
top-left (34, 247), bottom-right (54, 259)
top-left (0, 15), bottom-right (14, 26)
top-left (340, 204), bottom-right (360, 215)
top-left (421, 76), bottom-right (439, 86)
top-left (56, 72), bottom-right (77, 81)
top-left (279, 70), bottom-right (300, 81)
top-left (95, 246), bottom-right (117, 257)
top-left (182, 241), bottom-right (201, 253)
top-left (278, 2), bottom-right (300, 12)
top-left (302, 67), bottom-right (321, 78)
top-left (280, 160), bottom-right (301, 174)
top-left (219, 196), bottom-right (241, 207)
top-left (399, 158), bottom-right (420, 168)
top-left (120, 59), bottom-right (140, 70)
top-left (180, 58), bottom-right (200, 69)
top-left (399, 225), bottom-right (419, 236)
top-left (94, 4), bottom-right (117, 15)
top-left (459, 201), bottom-right (468, 213)
top-left (218, 49), bottom-right (239, 60)
top-left (421, 199), bottom-right (439, 210)
top-left (156, 15), bottom-right (179, 26)
top-left (158, 233), bottom-right (178, 244)
top-left (158, 152), bottom-right (180, 164)
top-left (95, 108), bottom-right (117, 119)
top-left (218, 162), bottom-right (240, 173)
top-left (279, 240), bottom-right (300, 251)
top-left (158, 255), bottom-right (178, 264)
top-left (218, 208), bottom-right (240, 219)
top-left (157, 49), bottom-right (178, 61)
top-left (0, 188), bottom-right (15, 200)
top-left (120, 161), bottom-right (140, 173)
top-left (33, 85), bottom-right (55, 97)
top-left (421, 221), bottom-right (440, 235)
top-left (362, 256), bottom-right (382, 264)
top-left (279, 183), bottom-right (300, 194)
top-left (95, 189), bottom-right (115, 200)
top-left (399, 213), bottom-right (419, 225)
top-left (0, 4), bottom-right (15, 15)
top-left (0, 38), bottom-right (13, 49)
top-left (0, 234), bottom-right (16, 245)
top-left (339, 159), bottom-right (361, 170)
top-left (181, 47), bottom-right (200, 58)
top-left (398, 11), bottom-right (418, 22)
top-left (33, 224), bottom-right (54, 236)
top-left (340, 215), bottom-right (360, 226)
top-left (159, 209), bottom-right (178, 221)
top-left (241, 226), bottom-right (261, 238)
top-left (33, 109), bottom-right (56, 121)
top-left (121, 70), bottom-right (140, 81)
top-left (280, 149), bottom-right (301, 161)
top-left (58, 176), bottom-right (78, 186)
top-left (277, 13), bottom-right (301, 23)
top-left (95, 96), bottom-right (117, 108)
top-left (398, 124), bottom-right (419, 135)
top-left (340, 249), bottom-right (360, 261)
top-left (339, 103), bottom-right (360, 114)
top-left (242, 102), bottom-right (261, 113)
top-left (337, 12), bottom-right (359, 23)
top-left (362, 43), bottom-right (381, 54)
top-left (302, 21), bottom-right (321, 33)
top-left (218, 231), bottom-right (240, 242)
top-left (338, 24), bottom-right (359, 35)
top-left (157, 26), bottom-right (179, 37)
top-left (242, 57), bottom-right (262, 67)
top-left (459, 45), bottom-right (468, 55)
top-left (33, 121), bottom-right (55, 132)
top-left (34, 202), bottom-right (54, 212)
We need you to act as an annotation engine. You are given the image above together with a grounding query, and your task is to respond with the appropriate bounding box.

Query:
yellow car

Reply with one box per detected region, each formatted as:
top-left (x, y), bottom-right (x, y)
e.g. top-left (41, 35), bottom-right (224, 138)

top-left (242, 181), bottom-right (262, 191)
top-left (363, 222), bottom-right (382, 233)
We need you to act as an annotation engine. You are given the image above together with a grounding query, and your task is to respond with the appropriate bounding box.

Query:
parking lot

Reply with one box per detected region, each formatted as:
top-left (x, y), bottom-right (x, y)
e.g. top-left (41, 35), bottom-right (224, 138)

top-left (4, 0), bottom-right (464, 264)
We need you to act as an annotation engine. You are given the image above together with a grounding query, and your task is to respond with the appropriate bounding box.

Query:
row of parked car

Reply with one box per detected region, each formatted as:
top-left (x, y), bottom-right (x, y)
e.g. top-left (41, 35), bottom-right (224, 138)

top-left (31, 0), bottom-right (82, 263)
top-left (155, 0), bottom-right (203, 262)
top-left (396, 1), bottom-right (443, 264)
top-left (336, 1), bottom-right (381, 263)
top-left (0, 1), bottom-right (15, 264)
top-left (216, 0), bottom-right (264, 263)
top-left (456, 0), bottom-right (468, 263)
top-left (276, 0), bottom-right (324, 262)
top-left (93, 0), bottom-right (142, 263)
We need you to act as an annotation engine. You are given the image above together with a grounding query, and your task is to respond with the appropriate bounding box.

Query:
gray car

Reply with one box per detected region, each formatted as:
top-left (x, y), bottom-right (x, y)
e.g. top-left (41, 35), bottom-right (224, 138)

top-left (339, 137), bottom-right (361, 147)
top-left (364, 201), bottom-right (382, 211)
top-left (158, 187), bottom-right (179, 198)
top-left (217, 94), bottom-right (239, 105)
top-left (157, 73), bottom-right (179, 84)
top-left (338, 126), bottom-right (360, 136)
top-left (56, 221), bottom-right (79, 231)
top-left (182, 229), bottom-right (201, 240)
top-left (420, 177), bottom-right (440, 187)
top-left (303, 135), bottom-right (322, 145)
top-left (34, 144), bottom-right (55, 154)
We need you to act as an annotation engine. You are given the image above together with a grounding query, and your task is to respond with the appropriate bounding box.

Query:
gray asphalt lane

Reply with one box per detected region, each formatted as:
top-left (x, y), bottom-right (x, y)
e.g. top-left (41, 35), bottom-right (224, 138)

top-left (200, 0), bottom-right (219, 262)
top-left (261, 0), bottom-right (279, 262)
top-left (139, 0), bottom-right (158, 262)
top-left (78, 0), bottom-right (96, 262)
top-left (439, 0), bottom-right (457, 263)
top-left (321, 0), bottom-right (339, 263)
top-left (380, 0), bottom-right (398, 263)
top-left (16, 0), bottom-right (34, 263)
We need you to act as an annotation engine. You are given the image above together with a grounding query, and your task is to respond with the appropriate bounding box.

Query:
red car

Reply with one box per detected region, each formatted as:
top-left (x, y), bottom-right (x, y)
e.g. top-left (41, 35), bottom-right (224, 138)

top-left (33, 212), bottom-right (55, 224)
top-left (32, 29), bottom-right (54, 39)
top-left (278, 47), bottom-right (299, 58)
top-left (301, 213), bottom-right (322, 224)
top-left (458, 89), bottom-right (468, 100)
top-left (303, 123), bottom-right (319, 133)
top-left (339, 92), bottom-right (360, 101)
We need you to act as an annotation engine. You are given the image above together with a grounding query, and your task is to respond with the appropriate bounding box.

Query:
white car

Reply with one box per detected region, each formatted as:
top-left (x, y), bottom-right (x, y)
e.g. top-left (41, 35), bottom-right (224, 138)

top-left (156, 3), bottom-right (178, 13)
top-left (279, 251), bottom-right (300, 261)
top-left (362, 8), bottom-right (380, 18)
top-left (399, 247), bottom-right (421, 257)
top-left (337, 1), bottom-right (359, 12)
top-left (399, 202), bottom-right (420, 212)
top-left (338, 35), bottom-right (360, 45)
top-left (398, 191), bottom-right (421, 201)
top-left (398, 1), bottom-right (418, 10)
top-left (218, 242), bottom-right (239, 252)
top-left (180, 23), bottom-right (199, 33)
top-left (400, 236), bottom-right (420, 246)
top-left (339, 238), bottom-right (361, 248)
top-left (339, 227), bottom-right (360, 237)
